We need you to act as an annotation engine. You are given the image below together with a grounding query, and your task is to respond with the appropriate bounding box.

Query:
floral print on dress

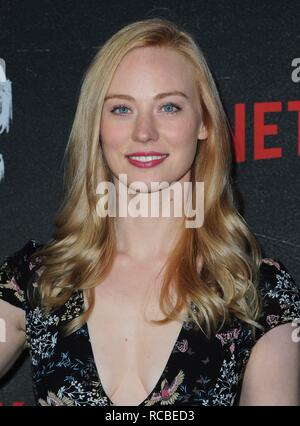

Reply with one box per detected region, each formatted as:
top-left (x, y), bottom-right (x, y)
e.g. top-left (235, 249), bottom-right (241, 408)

top-left (216, 327), bottom-right (241, 353)
top-left (26, 306), bottom-right (60, 366)
top-left (0, 264), bottom-right (25, 304)
top-left (144, 370), bottom-right (185, 406)
top-left (39, 391), bottom-right (74, 406)
top-left (175, 339), bottom-right (188, 353)
top-left (0, 239), bottom-right (300, 406)
top-left (266, 314), bottom-right (280, 326)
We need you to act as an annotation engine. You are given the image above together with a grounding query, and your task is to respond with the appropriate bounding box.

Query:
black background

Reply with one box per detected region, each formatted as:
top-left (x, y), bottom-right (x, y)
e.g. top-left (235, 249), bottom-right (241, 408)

top-left (0, 0), bottom-right (299, 405)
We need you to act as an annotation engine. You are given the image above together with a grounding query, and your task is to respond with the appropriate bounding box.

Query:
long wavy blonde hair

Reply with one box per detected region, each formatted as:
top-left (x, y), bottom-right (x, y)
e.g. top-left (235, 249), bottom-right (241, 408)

top-left (29, 17), bottom-right (263, 338)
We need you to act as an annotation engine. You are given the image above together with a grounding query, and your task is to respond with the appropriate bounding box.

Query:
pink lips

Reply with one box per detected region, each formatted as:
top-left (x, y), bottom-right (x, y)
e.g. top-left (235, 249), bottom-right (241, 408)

top-left (126, 151), bottom-right (168, 157)
top-left (126, 152), bottom-right (169, 168)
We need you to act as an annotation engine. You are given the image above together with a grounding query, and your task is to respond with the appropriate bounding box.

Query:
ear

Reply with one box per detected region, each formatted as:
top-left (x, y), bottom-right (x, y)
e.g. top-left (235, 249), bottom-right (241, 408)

top-left (197, 122), bottom-right (208, 140)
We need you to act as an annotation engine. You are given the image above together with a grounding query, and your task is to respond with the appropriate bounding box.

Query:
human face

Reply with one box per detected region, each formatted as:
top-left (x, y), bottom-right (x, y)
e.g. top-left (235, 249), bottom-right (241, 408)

top-left (100, 46), bottom-right (208, 192)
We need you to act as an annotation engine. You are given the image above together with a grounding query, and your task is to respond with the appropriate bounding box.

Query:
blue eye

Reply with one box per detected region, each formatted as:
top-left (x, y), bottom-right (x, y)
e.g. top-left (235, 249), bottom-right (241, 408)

top-left (111, 105), bottom-right (130, 115)
top-left (110, 102), bottom-right (182, 115)
top-left (163, 104), bottom-right (174, 113)
top-left (161, 103), bottom-right (181, 114)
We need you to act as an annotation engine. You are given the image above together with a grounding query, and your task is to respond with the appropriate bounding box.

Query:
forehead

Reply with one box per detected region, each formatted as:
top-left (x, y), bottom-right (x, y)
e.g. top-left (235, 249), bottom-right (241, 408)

top-left (108, 46), bottom-right (197, 92)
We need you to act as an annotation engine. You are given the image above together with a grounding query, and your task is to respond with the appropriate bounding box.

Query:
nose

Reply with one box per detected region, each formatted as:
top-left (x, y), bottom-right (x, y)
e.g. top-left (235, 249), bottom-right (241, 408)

top-left (131, 112), bottom-right (159, 143)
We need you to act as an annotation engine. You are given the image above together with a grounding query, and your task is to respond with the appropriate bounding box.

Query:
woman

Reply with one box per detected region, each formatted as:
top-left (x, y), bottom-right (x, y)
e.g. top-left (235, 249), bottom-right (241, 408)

top-left (0, 18), bottom-right (299, 407)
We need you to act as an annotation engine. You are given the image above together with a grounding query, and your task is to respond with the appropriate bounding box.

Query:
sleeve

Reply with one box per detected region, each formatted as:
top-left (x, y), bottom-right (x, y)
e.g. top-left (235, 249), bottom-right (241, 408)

top-left (0, 239), bottom-right (44, 311)
top-left (256, 258), bottom-right (300, 335)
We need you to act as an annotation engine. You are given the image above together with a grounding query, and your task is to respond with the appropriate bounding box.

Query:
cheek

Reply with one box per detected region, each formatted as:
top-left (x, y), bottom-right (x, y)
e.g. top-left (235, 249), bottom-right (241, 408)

top-left (101, 137), bottom-right (121, 151)
top-left (172, 112), bottom-right (199, 135)
top-left (100, 115), bottom-right (129, 154)
top-left (170, 125), bottom-right (198, 166)
top-left (101, 140), bottom-right (124, 168)
top-left (180, 141), bottom-right (198, 163)
top-left (167, 121), bottom-right (198, 151)
top-left (100, 125), bottom-right (124, 153)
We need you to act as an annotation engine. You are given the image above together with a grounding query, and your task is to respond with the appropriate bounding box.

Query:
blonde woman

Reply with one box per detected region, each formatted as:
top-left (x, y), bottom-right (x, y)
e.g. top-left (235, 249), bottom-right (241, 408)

top-left (0, 18), bottom-right (299, 407)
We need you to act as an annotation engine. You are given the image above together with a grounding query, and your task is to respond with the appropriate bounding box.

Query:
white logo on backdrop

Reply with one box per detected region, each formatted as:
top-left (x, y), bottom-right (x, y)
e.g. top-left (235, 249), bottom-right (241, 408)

top-left (291, 58), bottom-right (300, 83)
top-left (0, 58), bottom-right (13, 182)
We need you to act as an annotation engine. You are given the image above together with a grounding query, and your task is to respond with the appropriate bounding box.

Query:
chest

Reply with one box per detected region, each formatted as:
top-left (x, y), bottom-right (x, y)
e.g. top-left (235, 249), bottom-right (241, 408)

top-left (28, 281), bottom-right (250, 407)
top-left (84, 263), bottom-right (185, 406)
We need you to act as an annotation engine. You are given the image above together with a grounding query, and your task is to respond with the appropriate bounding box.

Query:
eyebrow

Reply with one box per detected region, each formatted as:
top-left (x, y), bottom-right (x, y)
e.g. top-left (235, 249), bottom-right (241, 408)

top-left (104, 90), bottom-right (189, 102)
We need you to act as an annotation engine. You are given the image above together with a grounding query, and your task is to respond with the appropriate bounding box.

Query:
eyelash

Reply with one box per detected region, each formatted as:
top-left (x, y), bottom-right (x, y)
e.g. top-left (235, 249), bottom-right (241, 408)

top-left (110, 102), bottom-right (182, 115)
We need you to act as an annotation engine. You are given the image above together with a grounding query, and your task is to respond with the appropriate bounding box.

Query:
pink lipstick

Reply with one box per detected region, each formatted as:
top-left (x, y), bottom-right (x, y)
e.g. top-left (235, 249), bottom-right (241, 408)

top-left (125, 152), bottom-right (169, 168)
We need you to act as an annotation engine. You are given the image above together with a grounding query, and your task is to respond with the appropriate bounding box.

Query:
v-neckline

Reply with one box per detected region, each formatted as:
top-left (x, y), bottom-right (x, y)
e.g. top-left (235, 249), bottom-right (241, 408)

top-left (79, 289), bottom-right (188, 406)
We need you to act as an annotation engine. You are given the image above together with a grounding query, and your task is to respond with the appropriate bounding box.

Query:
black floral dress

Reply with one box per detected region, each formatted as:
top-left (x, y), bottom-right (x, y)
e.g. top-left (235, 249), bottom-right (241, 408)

top-left (0, 240), bottom-right (300, 406)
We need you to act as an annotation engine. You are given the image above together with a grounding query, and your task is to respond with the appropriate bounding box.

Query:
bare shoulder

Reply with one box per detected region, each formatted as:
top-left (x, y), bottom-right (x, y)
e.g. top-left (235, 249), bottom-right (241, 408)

top-left (239, 322), bottom-right (300, 405)
top-left (0, 299), bottom-right (27, 379)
